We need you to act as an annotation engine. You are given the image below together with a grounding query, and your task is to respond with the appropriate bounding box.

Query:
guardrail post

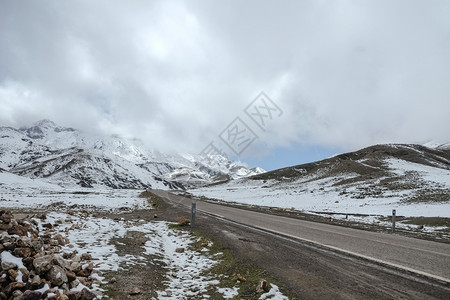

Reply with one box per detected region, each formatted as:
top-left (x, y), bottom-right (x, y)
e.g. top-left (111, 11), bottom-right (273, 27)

top-left (392, 209), bottom-right (396, 232)
top-left (191, 202), bottom-right (196, 226)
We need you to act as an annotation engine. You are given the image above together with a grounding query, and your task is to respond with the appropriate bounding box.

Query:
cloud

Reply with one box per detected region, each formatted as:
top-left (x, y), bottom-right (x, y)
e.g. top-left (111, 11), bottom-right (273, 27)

top-left (1, 0), bottom-right (449, 156)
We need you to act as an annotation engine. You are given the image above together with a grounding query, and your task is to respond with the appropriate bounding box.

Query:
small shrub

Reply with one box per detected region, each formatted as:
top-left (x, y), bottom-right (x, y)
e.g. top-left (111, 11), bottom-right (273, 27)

top-left (176, 216), bottom-right (190, 227)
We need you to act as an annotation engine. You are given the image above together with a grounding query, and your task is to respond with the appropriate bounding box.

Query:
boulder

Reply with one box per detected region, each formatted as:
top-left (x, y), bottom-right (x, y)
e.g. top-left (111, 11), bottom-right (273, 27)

top-left (53, 255), bottom-right (71, 270)
top-left (4, 281), bottom-right (26, 295)
top-left (14, 248), bottom-right (32, 258)
top-left (7, 225), bottom-right (28, 237)
top-left (8, 269), bottom-right (19, 280)
top-left (47, 265), bottom-right (68, 286)
top-left (0, 210), bottom-right (12, 224)
top-left (30, 275), bottom-right (42, 289)
top-left (22, 257), bottom-right (34, 268)
top-left (80, 253), bottom-right (92, 261)
top-left (66, 271), bottom-right (77, 282)
top-left (20, 290), bottom-right (41, 300)
top-left (129, 287), bottom-right (141, 295)
top-left (3, 242), bottom-right (14, 251)
top-left (12, 290), bottom-right (23, 298)
top-left (77, 269), bottom-right (90, 277)
top-left (33, 255), bottom-right (53, 274)
top-left (256, 279), bottom-right (270, 293)
top-left (80, 288), bottom-right (96, 300)
top-left (67, 291), bottom-right (81, 300)
top-left (1, 260), bottom-right (17, 271)
top-left (16, 237), bottom-right (32, 248)
top-left (54, 234), bottom-right (69, 246)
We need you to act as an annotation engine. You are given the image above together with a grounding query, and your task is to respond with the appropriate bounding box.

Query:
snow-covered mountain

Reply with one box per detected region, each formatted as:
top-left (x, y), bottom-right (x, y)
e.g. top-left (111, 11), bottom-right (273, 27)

top-left (0, 120), bottom-right (264, 189)
top-left (192, 144), bottom-right (450, 217)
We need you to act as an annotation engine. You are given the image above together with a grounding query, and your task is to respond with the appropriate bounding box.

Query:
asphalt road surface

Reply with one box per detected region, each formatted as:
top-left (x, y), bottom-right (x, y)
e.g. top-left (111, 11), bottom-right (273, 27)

top-left (153, 190), bottom-right (450, 284)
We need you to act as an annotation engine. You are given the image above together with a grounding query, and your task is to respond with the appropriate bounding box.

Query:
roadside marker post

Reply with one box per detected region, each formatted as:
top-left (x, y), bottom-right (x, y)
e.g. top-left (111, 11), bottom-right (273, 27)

top-left (392, 209), bottom-right (396, 233)
top-left (191, 202), bottom-right (196, 226)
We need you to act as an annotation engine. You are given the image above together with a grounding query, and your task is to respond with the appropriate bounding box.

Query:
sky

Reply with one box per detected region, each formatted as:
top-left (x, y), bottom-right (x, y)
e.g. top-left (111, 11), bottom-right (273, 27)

top-left (1, 0), bottom-right (450, 171)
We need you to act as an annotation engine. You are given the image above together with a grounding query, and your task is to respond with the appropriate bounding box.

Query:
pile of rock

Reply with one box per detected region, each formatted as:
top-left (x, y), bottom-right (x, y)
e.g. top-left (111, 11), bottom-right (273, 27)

top-left (0, 210), bottom-right (98, 300)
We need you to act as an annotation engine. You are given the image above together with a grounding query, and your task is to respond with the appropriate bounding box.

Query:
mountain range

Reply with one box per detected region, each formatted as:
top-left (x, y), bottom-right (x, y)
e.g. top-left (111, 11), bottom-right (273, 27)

top-left (192, 143), bottom-right (450, 217)
top-left (0, 120), bottom-right (264, 190)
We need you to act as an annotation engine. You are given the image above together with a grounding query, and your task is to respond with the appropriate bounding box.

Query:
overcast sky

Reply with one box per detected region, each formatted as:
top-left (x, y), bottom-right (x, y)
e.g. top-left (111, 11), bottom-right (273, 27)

top-left (1, 0), bottom-right (449, 170)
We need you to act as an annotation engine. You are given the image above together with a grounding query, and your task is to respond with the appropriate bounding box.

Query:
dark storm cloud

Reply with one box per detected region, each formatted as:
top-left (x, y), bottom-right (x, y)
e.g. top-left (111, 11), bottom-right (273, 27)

top-left (1, 0), bottom-right (449, 154)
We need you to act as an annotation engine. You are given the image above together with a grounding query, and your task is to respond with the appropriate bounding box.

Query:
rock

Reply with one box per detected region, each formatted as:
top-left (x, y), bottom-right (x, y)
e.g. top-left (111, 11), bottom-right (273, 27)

top-left (70, 262), bottom-right (81, 273)
top-left (22, 257), bottom-right (34, 268)
top-left (4, 281), bottom-right (25, 295)
top-left (12, 290), bottom-right (23, 298)
top-left (418, 225), bottom-right (424, 230)
top-left (19, 268), bottom-right (29, 282)
top-left (3, 242), bottom-right (15, 251)
top-left (42, 223), bottom-right (53, 229)
top-left (235, 273), bottom-right (246, 282)
top-left (31, 240), bottom-right (43, 252)
top-left (0, 277), bottom-right (8, 287)
top-left (1, 260), bottom-right (17, 271)
top-left (47, 265), bottom-right (68, 286)
top-left (8, 268), bottom-right (19, 280)
top-left (85, 262), bottom-right (94, 271)
top-left (67, 291), bottom-right (81, 300)
top-left (0, 210), bottom-right (12, 224)
top-left (14, 248), bottom-right (32, 258)
top-left (66, 271), bottom-right (77, 282)
top-left (33, 255), bottom-right (53, 274)
top-left (54, 234), bottom-right (69, 246)
top-left (256, 279), bottom-right (270, 293)
top-left (77, 277), bottom-right (92, 288)
top-left (7, 225), bottom-right (28, 236)
top-left (80, 288), bottom-right (96, 300)
top-left (30, 275), bottom-right (42, 288)
top-left (175, 248), bottom-right (185, 253)
top-left (42, 289), bottom-right (60, 300)
top-left (16, 237), bottom-right (32, 248)
top-left (53, 255), bottom-right (71, 270)
top-left (190, 286), bottom-right (200, 292)
top-left (69, 279), bottom-right (80, 290)
top-left (129, 287), bottom-right (141, 295)
top-left (80, 253), bottom-right (92, 261)
top-left (19, 290), bottom-right (41, 300)
top-left (109, 277), bottom-right (117, 283)
top-left (76, 269), bottom-right (91, 277)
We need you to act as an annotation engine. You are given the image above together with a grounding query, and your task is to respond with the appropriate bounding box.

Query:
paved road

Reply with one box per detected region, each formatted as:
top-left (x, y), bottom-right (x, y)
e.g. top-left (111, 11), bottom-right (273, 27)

top-left (153, 190), bottom-right (450, 283)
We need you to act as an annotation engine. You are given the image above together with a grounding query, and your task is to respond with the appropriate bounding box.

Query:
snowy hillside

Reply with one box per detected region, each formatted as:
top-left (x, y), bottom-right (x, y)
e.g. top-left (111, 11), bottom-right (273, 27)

top-left (0, 120), bottom-right (263, 189)
top-left (191, 144), bottom-right (450, 218)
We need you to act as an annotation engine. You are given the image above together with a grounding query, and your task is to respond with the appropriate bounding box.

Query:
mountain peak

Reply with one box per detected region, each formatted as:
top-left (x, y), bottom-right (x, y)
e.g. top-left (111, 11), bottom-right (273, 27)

top-left (34, 119), bottom-right (57, 128)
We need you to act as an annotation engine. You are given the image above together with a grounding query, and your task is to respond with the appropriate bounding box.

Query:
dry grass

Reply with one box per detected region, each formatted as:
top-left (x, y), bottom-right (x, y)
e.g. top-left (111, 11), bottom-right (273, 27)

top-left (176, 215), bottom-right (190, 227)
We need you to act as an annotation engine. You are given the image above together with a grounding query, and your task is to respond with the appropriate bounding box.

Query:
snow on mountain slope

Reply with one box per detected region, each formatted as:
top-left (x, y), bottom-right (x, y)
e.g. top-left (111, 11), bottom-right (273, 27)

top-left (0, 120), bottom-right (263, 189)
top-left (0, 170), bottom-right (151, 210)
top-left (191, 144), bottom-right (450, 218)
top-left (0, 126), bottom-right (52, 169)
